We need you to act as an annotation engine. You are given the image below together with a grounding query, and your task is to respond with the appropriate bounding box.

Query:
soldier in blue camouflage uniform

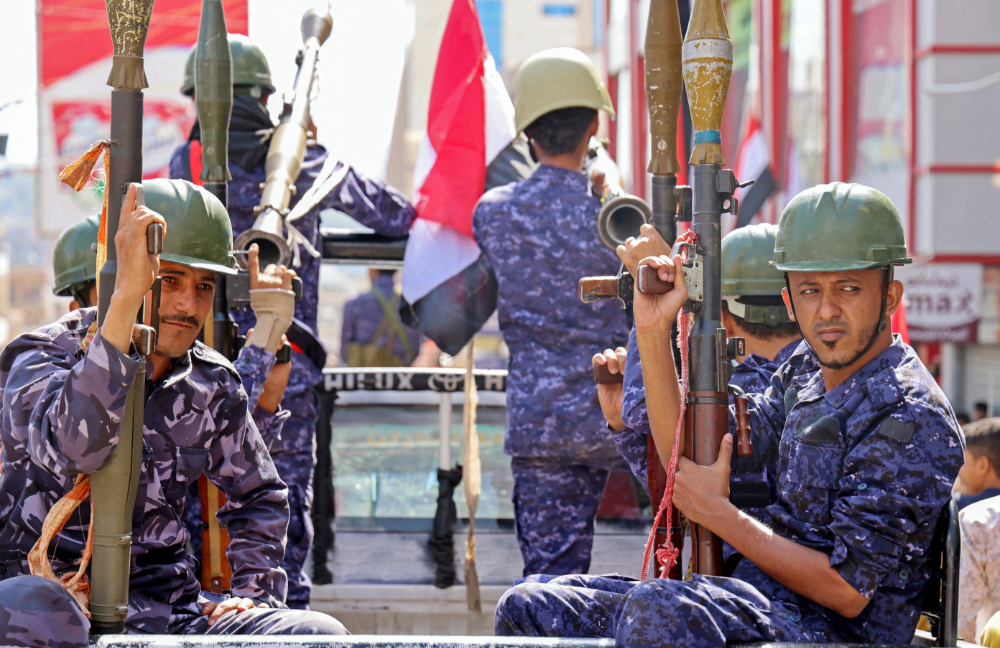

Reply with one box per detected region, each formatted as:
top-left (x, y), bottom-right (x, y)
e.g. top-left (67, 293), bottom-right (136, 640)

top-left (495, 183), bottom-right (965, 646)
top-left (0, 179), bottom-right (347, 640)
top-left (341, 269), bottom-right (422, 366)
top-left (169, 35), bottom-right (414, 607)
top-left (473, 48), bottom-right (630, 577)
top-left (598, 224), bottom-right (801, 509)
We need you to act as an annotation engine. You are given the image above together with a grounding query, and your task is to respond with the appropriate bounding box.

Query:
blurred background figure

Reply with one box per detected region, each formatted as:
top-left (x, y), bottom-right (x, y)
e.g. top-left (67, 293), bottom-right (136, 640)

top-left (958, 418), bottom-right (1000, 644)
top-left (340, 268), bottom-right (422, 367)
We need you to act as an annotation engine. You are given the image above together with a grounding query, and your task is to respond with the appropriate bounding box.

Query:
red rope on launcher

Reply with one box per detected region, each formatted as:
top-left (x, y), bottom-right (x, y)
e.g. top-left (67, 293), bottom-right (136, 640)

top-left (640, 231), bottom-right (696, 581)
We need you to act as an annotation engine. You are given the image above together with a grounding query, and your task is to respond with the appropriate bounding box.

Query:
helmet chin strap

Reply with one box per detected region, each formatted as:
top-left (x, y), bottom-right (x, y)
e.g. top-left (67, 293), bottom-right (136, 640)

top-left (784, 267), bottom-right (891, 362)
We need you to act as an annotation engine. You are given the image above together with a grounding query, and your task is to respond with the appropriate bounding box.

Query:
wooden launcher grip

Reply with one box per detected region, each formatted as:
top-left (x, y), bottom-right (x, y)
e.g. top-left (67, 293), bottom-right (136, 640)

top-left (733, 394), bottom-right (753, 457)
top-left (636, 264), bottom-right (675, 294)
top-left (593, 362), bottom-right (624, 384)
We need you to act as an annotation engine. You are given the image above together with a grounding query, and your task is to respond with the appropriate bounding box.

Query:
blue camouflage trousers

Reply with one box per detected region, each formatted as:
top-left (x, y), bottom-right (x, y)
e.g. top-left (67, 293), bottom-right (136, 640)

top-left (0, 575), bottom-right (346, 645)
top-left (510, 458), bottom-right (615, 577)
top-left (270, 383), bottom-right (317, 610)
top-left (495, 573), bottom-right (835, 648)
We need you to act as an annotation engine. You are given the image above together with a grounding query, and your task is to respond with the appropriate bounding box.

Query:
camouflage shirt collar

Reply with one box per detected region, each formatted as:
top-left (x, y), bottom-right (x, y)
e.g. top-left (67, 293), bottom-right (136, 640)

top-left (530, 164), bottom-right (588, 192)
top-left (797, 334), bottom-right (908, 410)
top-left (155, 348), bottom-right (195, 390)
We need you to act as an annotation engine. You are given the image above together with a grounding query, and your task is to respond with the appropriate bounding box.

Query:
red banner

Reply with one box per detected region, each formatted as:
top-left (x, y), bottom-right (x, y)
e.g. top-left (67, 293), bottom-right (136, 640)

top-left (37, 0), bottom-right (248, 234)
top-left (39, 0), bottom-right (248, 87)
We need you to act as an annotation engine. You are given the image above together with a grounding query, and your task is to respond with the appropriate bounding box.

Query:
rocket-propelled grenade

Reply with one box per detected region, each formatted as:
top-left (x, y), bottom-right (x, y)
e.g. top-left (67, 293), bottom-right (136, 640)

top-left (644, 0), bottom-right (687, 249)
top-left (683, 0), bottom-right (732, 166)
top-left (645, 0), bottom-right (684, 176)
top-left (235, 6), bottom-right (334, 268)
top-left (195, 0), bottom-right (233, 193)
top-left (680, 0), bottom-right (741, 578)
top-left (92, 0), bottom-right (156, 634)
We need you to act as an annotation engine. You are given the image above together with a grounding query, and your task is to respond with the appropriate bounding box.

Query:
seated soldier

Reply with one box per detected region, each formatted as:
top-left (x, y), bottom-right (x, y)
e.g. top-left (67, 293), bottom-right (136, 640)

top-left (0, 179), bottom-right (346, 638)
top-left (958, 418), bottom-right (1000, 642)
top-left (494, 183), bottom-right (964, 647)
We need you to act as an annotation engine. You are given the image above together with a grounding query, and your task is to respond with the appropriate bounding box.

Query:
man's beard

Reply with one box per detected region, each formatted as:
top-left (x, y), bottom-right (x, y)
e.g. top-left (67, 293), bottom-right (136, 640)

top-left (813, 317), bottom-right (880, 371)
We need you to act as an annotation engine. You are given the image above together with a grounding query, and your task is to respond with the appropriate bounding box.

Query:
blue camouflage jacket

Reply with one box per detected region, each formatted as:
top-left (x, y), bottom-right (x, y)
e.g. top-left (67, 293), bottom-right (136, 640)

top-left (0, 308), bottom-right (289, 633)
top-left (730, 335), bottom-right (964, 643)
top-left (472, 165), bottom-right (631, 462)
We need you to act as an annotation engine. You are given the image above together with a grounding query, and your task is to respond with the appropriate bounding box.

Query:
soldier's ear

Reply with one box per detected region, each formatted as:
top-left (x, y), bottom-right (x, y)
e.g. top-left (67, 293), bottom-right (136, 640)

top-left (885, 280), bottom-right (904, 317)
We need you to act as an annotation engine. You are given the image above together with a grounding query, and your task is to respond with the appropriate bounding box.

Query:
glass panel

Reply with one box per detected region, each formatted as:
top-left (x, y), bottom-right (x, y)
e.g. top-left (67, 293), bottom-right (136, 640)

top-left (331, 400), bottom-right (648, 530)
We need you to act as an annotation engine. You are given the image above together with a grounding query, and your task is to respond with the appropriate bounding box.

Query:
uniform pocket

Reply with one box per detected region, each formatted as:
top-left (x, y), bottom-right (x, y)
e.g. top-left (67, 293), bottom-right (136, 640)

top-left (784, 440), bottom-right (844, 525)
top-left (174, 447), bottom-right (209, 483)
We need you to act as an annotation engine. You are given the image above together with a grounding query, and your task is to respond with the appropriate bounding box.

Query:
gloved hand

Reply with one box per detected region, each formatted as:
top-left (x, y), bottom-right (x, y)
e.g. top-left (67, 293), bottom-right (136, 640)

top-left (247, 289), bottom-right (294, 354)
top-left (246, 243), bottom-right (296, 354)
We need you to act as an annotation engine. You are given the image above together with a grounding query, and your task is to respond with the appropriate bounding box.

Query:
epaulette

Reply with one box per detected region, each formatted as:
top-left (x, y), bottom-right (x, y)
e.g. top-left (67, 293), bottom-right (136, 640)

top-left (189, 340), bottom-right (243, 384)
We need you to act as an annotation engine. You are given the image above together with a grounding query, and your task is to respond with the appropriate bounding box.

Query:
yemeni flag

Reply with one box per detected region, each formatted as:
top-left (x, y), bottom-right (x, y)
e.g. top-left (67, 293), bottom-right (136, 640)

top-left (400, 0), bottom-right (522, 355)
top-left (733, 117), bottom-right (776, 228)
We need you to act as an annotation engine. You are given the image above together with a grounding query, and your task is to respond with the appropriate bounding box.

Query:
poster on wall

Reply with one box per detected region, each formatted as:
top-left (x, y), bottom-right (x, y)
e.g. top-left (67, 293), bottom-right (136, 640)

top-left (37, 0), bottom-right (247, 235)
top-left (899, 263), bottom-right (982, 343)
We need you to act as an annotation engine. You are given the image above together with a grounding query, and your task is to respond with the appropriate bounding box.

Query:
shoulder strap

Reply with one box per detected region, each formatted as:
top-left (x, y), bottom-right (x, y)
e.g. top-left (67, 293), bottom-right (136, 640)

top-left (372, 287), bottom-right (414, 364)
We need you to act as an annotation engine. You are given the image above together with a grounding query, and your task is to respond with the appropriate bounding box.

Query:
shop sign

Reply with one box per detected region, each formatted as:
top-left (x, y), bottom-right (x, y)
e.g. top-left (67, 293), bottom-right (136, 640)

top-left (899, 263), bottom-right (982, 343)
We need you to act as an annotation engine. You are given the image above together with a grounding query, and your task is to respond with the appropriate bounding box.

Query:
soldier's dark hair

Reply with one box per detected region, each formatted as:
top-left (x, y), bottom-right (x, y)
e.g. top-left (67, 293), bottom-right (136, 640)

top-left (525, 107), bottom-right (598, 156)
top-left (965, 417), bottom-right (1000, 473)
top-left (722, 297), bottom-right (799, 342)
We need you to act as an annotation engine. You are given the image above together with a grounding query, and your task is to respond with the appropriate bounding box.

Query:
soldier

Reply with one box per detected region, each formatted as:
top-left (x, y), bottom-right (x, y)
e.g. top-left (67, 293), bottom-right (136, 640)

top-left (494, 182), bottom-right (965, 646)
top-left (52, 214), bottom-right (100, 310)
top-left (340, 269), bottom-right (421, 367)
top-left (597, 223), bottom-right (802, 498)
top-left (169, 34), bottom-right (414, 607)
top-left (52, 219), bottom-right (292, 439)
top-left (473, 47), bottom-right (629, 577)
top-left (0, 179), bottom-right (347, 637)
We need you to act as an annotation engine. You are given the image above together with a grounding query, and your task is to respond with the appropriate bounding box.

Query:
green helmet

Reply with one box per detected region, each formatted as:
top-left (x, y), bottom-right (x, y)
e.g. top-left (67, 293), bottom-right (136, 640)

top-left (772, 182), bottom-right (912, 273)
top-left (181, 34), bottom-right (276, 96)
top-left (53, 215), bottom-right (100, 297)
top-left (515, 47), bottom-right (616, 134)
top-left (143, 178), bottom-right (238, 275)
top-left (722, 224), bottom-right (792, 326)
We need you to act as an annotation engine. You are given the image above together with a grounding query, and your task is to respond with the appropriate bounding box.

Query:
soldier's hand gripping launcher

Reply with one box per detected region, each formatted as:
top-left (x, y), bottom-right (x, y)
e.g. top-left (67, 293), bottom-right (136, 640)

top-left (234, 6), bottom-right (334, 269)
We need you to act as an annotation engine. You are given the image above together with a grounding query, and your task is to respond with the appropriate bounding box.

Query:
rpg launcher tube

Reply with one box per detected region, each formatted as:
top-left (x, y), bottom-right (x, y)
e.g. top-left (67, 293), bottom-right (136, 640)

top-left (681, 0), bottom-right (734, 579)
top-left (195, 0), bottom-right (234, 195)
top-left (93, 0), bottom-right (156, 633)
top-left (236, 6), bottom-right (333, 269)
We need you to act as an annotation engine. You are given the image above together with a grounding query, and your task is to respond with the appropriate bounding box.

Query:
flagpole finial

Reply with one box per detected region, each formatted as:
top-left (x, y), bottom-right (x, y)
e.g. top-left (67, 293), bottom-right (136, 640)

top-left (683, 0), bottom-right (733, 166)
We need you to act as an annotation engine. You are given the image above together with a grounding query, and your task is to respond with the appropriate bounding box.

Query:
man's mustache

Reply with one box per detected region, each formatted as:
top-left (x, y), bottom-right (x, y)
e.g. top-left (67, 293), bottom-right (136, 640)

top-left (160, 314), bottom-right (200, 328)
top-left (812, 319), bottom-right (851, 336)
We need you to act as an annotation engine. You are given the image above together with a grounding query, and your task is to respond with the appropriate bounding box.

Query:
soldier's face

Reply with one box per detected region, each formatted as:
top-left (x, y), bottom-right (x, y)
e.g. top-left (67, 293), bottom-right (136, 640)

top-left (155, 261), bottom-right (216, 358)
top-left (783, 269), bottom-right (902, 371)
